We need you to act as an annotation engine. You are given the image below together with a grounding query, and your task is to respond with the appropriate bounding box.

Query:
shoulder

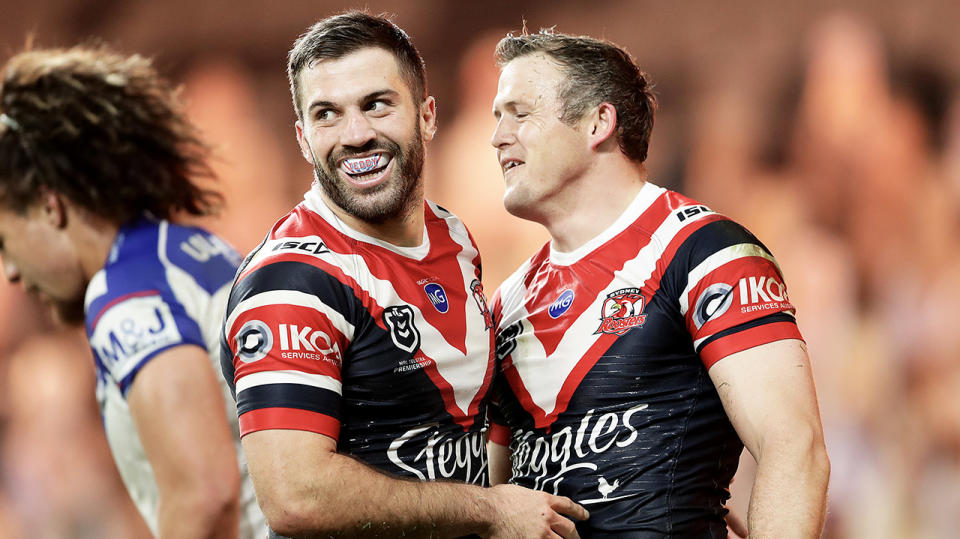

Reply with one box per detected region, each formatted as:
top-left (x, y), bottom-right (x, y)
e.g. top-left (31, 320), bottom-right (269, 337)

top-left (161, 221), bottom-right (242, 277)
top-left (224, 215), bottom-right (361, 337)
top-left (425, 200), bottom-right (476, 247)
top-left (648, 189), bottom-right (772, 272)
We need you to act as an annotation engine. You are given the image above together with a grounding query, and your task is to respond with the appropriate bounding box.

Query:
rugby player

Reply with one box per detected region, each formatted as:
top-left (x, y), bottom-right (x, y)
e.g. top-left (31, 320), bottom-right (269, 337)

top-left (220, 12), bottom-right (587, 538)
top-left (487, 29), bottom-right (830, 538)
top-left (0, 46), bottom-right (265, 537)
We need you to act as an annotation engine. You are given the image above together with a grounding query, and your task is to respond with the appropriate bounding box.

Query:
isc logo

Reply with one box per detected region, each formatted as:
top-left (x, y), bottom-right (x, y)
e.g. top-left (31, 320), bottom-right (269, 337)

top-left (674, 205), bottom-right (711, 222)
top-left (548, 289), bottom-right (575, 318)
top-left (424, 283), bottom-right (449, 313)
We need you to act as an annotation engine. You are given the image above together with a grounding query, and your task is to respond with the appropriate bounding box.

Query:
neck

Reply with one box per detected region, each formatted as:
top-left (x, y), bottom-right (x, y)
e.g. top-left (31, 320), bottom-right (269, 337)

top-left (320, 191), bottom-right (425, 247)
top-left (542, 159), bottom-right (647, 253)
top-left (67, 210), bottom-right (120, 281)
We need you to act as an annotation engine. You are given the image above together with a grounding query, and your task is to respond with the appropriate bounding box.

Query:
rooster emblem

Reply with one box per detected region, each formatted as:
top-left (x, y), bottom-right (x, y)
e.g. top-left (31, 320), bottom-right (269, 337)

top-left (597, 476), bottom-right (620, 500)
top-left (595, 287), bottom-right (647, 335)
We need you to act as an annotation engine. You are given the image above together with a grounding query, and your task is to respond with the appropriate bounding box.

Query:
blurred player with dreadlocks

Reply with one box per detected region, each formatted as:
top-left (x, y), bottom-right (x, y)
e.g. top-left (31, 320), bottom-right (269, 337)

top-left (0, 45), bottom-right (266, 538)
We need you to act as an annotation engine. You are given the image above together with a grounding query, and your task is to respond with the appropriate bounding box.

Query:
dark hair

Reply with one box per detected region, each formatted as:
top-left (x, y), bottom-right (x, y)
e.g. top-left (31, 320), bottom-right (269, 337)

top-left (287, 11), bottom-right (427, 120)
top-left (496, 29), bottom-right (657, 163)
top-left (0, 45), bottom-right (220, 224)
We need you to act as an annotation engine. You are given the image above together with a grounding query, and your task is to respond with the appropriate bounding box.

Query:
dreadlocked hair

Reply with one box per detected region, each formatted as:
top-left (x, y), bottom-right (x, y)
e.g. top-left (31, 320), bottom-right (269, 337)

top-left (0, 44), bottom-right (221, 224)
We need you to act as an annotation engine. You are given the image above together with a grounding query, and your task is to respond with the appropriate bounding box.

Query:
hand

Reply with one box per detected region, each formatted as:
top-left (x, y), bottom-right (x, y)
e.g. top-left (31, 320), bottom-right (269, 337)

top-left (485, 484), bottom-right (588, 538)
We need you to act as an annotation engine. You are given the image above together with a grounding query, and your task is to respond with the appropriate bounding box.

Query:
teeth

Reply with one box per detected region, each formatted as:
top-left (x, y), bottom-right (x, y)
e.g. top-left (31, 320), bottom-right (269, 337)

top-left (341, 154), bottom-right (385, 175)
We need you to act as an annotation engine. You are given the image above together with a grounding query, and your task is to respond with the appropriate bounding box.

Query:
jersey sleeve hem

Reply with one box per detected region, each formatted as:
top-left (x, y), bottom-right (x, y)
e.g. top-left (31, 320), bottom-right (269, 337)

top-left (238, 407), bottom-right (341, 440)
top-left (118, 341), bottom-right (207, 397)
top-left (700, 321), bottom-right (803, 369)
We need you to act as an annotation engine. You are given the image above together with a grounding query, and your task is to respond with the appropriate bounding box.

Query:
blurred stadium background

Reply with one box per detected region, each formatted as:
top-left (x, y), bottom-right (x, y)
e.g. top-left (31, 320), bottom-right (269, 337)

top-left (2, 1), bottom-right (959, 537)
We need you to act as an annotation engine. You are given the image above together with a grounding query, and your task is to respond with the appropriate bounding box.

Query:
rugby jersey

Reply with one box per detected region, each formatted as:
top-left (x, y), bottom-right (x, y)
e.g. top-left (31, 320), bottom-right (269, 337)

top-left (85, 217), bottom-right (265, 537)
top-left (490, 182), bottom-right (803, 537)
top-left (221, 185), bottom-right (495, 485)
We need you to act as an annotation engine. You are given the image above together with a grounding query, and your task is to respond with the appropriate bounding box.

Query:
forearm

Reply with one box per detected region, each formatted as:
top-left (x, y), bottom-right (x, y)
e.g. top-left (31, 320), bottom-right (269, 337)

top-left (747, 437), bottom-right (830, 538)
top-left (156, 483), bottom-right (240, 539)
top-left (261, 451), bottom-right (493, 538)
top-left (128, 346), bottom-right (243, 539)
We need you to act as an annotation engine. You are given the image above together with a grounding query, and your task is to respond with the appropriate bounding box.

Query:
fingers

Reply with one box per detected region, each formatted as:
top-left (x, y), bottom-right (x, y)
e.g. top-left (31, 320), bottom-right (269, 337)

top-left (550, 514), bottom-right (581, 539)
top-left (549, 494), bottom-right (590, 522)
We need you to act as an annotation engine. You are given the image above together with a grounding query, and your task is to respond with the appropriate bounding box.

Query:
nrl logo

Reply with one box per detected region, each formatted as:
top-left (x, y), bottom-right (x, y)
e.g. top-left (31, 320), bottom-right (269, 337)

top-left (594, 287), bottom-right (647, 336)
top-left (384, 305), bottom-right (421, 353)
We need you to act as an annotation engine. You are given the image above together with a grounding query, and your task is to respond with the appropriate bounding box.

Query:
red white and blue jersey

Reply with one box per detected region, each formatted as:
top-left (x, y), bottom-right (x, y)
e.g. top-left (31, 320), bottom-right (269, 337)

top-left (490, 182), bottom-right (803, 537)
top-left (84, 217), bottom-right (265, 538)
top-left (220, 185), bottom-right (495, 485)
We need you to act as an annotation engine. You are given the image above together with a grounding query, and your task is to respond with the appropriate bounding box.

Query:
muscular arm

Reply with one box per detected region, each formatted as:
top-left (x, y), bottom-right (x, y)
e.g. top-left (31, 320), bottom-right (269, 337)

top-left (243, 429), bottom-right (588, 538)
top-left (709, 339), bottom-right (829, 538)
top-left (128, 345), bottom-right (240, 539)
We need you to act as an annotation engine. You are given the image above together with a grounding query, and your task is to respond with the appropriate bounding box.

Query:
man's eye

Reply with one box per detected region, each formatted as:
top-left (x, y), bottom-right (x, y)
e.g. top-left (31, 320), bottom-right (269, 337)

top-left (368, 100), bottom-right (389, 113)
top-left (316, 109), bottom-right (336, 121)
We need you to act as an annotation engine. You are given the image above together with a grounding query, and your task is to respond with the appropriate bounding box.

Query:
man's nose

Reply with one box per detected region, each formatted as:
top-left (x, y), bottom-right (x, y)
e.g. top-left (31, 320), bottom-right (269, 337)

top-left (490, 118), bottom-right (514, 149)
top-left (340, 110), bottom-right (377, 149)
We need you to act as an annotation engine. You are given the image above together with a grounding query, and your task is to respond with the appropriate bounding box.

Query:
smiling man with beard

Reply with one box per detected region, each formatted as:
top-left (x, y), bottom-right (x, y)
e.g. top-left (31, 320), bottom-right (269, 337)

top-left (219, 12), bottom-right (587, 538)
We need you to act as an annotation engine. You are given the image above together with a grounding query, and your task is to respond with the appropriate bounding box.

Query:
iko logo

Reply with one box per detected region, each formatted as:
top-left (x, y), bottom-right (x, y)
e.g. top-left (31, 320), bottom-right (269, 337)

top-left (424, 283), bottom-right (449, 313)
top-left (235, 320), bottom-right (273, 363)
top-left (594, 288), bottom-right (647, 335)
top-left (738, 275), bottom-right (791, 314)
top-left (692, 275), bottom-right (792, 325)
top-left (383, 305), bottom-right (421, 353)
top-left (548, 289), bottom-right (575, 318)
top-left (739, 275), bottom-right (787, 303)
top-left (278, 323), bottom-right (342, 365)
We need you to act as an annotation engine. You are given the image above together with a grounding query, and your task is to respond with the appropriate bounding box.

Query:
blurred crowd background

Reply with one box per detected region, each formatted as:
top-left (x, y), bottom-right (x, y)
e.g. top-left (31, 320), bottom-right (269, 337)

top-left (1, 0), bottom-right (959, 537)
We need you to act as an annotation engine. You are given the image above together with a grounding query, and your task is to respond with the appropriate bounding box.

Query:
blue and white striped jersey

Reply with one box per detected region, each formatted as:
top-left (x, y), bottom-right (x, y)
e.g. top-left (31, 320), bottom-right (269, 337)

top-left (84, 217), bottom-right (265, 537)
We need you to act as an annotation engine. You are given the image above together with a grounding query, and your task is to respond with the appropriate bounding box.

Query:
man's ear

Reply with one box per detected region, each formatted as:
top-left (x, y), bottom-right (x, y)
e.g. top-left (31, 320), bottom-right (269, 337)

top-left (295, 120), bottom-right (315, 165)
top-left (41, 190), bottom-right (67, 228)
top-left (420, 96), bottom-right (438, 142)
top-left (587, 102), bottom-right (618, 152)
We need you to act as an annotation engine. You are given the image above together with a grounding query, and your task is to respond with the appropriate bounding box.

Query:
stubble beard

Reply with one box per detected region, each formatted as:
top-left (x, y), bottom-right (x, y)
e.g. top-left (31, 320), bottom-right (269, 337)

top-left (314, 124), bottom-right (425, 225)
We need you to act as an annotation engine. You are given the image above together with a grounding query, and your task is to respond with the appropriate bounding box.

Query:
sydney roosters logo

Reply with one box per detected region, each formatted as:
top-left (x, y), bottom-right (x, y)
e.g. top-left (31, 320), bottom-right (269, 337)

top-left (594, 287), bottom-right (647, 335)
top-left (470, 279), bottom-right (495, 330)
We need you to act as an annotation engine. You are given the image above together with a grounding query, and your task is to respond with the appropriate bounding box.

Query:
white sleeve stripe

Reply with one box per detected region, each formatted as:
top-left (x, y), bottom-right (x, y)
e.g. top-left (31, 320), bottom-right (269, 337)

top-left (236, 370), bottom-right (342, 394)
top-left (679, 244), bottom-right (778, 316)
top-left (225, 290), bottom-right (356, 341)
top-left (157, 220), bottom-right (170, 264)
